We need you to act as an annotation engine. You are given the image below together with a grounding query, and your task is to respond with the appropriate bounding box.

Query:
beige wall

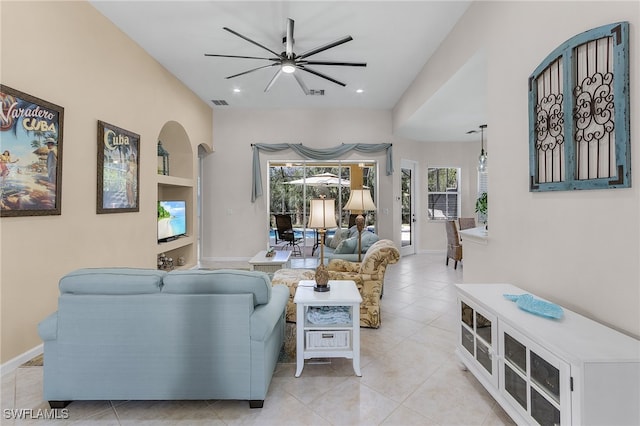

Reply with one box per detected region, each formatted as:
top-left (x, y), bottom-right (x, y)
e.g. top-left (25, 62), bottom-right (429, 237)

top-left (395, 1), bottom-right (640, 337)
top-left (0, 1), bottom-right (212, 363)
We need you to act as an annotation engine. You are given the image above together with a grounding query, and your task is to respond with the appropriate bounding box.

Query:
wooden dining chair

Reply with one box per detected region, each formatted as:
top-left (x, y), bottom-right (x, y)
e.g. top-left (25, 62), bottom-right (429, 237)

top-left (445, 220), bottom-right (462, 269)
top-left (458, 217), bottom-right (476, 230)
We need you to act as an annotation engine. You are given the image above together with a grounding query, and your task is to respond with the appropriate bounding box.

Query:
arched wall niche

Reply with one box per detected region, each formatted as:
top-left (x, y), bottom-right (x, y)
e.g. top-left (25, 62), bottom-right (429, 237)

top-left (158, 120), bottom-right (193, 179)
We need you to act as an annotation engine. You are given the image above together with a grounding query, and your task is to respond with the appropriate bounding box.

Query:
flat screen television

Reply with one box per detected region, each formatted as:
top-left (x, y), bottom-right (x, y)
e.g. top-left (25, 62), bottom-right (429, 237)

top-left (157, 200), bottom-right (186, 242)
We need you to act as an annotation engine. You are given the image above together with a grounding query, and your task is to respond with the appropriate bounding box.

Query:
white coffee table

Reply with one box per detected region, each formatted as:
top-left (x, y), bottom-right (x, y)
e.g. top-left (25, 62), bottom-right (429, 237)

top-left (248, 250), bottom-right (291, 273)
top-left (294, 280), bottom-right (362, 377)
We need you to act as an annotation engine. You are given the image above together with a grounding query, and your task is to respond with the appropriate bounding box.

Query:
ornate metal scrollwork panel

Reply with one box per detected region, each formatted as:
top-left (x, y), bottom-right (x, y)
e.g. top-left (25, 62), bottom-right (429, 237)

top-left (573, 37), bottom-right (616, 180)
top-left (528, 22), bottom-right (630, 191)
top-left (534, 58), bottom-right (565, 184)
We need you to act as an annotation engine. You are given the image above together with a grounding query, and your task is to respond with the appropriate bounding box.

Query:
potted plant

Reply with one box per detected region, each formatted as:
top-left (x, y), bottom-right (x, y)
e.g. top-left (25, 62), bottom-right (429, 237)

top-left (475, 192), bottom-right (488, 228)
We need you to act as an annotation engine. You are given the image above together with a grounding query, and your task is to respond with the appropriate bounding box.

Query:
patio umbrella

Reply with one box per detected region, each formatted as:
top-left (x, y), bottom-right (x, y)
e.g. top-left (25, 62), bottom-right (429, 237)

top-left (286, 172), bottom-right (352, 187)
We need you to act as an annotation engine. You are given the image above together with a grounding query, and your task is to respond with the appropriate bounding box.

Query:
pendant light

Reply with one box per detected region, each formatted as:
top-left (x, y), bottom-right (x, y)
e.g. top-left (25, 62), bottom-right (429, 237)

top-left (478, 124), bottom-right (488, 173)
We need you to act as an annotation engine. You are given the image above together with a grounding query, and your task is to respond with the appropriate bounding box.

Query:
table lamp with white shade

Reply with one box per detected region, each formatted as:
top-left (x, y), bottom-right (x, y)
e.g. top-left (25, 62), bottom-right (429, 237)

top-left (308, 195), bottom-right (338, 292)
top-left (343, 189), bottom-right (377, 262)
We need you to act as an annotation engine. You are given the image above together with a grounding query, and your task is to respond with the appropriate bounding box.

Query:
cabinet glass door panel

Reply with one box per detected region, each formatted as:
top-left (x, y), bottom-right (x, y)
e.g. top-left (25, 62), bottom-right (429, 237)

top-left (457, 297), bottom-right (498, 389)
top-left (504, 364), bottom-right (528, 410)
top-left (461, 325), bottom-right (474, 355)
top-left (476, 340), bottom-right (492, 374)
top-left (461, 301), bottom-right (473, 328)
top-left (504, 332), bottom-right (527, 374)
top-left (531, 387), bottom-right (561, 426)
top-left (531, 351), bottom-right (560, 402)
top-left (475, 312), bottom-right (492, 344)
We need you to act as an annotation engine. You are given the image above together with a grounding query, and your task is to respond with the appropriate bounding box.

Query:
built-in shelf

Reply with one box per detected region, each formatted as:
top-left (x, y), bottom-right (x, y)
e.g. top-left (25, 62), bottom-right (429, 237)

top-left (157, 235), bottom-right (194, 252)
top-left (156, 174), bottom-right (194, 187)
top-left (155, 121), bottom-right (196, 271)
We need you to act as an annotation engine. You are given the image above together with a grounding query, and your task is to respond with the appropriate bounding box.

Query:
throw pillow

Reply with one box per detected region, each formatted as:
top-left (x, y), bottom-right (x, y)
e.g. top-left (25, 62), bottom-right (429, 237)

top-left (334, 236), bottom-right (358, 254)
top-left (327, 228), bottom-right (344, 249)
top-left (360, 231), bottom-right (380, 252)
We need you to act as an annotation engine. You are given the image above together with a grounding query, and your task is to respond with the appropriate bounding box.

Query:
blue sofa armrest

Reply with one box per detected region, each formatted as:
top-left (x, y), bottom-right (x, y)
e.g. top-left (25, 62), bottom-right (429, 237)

top-left (38, 312), bottom-right (58, 341)
top-left (250, 285), bottom-right (288, 342)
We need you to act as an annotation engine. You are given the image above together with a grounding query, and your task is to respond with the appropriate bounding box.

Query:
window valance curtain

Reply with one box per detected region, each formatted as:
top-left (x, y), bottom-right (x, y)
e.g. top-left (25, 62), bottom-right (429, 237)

top-left (251, 143), bottom-right (393, 202)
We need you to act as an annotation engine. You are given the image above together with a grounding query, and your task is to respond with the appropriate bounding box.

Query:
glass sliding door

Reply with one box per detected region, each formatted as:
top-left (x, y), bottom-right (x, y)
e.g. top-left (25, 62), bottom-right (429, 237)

top-left (268, 160), bottom-right (377, 257)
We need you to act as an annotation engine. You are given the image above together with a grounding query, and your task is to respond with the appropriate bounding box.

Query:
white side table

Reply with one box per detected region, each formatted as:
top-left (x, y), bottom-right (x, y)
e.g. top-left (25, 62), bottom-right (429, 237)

top-left (248, 250), bottom-right (291, 273)
top-left (294, 280), bottom-right (362, 377)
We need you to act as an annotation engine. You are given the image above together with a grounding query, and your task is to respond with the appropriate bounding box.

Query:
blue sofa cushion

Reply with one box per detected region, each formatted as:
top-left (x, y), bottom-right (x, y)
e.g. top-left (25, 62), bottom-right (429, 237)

top-left (334, 230), bottom-right (379, 254)
top-left (59, 268), bottom-right (166, 295)
top-left (360, 231), bottom-right (380, 252)
top-left (334, 236), bottom-right (358, 254)
top-left (327, 228), bottom-right (349, 249)
top-left (163, 269), bottom-right (271, 306)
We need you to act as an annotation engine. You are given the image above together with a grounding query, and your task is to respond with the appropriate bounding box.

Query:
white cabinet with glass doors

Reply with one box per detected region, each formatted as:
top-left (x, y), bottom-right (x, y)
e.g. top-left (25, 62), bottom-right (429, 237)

top-left (455, 283), bottom-right (640, 426)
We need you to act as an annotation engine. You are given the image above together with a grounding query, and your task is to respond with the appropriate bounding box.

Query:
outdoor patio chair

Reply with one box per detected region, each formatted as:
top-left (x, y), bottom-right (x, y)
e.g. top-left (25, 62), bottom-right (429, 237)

top-left (274, 214), bottom-right (302, 256)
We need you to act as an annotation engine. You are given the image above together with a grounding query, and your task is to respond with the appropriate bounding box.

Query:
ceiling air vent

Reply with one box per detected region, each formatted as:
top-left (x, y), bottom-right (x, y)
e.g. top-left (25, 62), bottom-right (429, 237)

top-left (211, 99), bottom-right (229, 106)
top-left (309, 89), bottom-right (325, 96)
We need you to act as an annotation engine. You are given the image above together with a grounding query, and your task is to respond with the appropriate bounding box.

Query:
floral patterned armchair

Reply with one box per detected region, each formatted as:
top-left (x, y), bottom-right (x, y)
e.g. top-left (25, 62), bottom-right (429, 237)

top-left (271, 239), bottom-right (400, 328)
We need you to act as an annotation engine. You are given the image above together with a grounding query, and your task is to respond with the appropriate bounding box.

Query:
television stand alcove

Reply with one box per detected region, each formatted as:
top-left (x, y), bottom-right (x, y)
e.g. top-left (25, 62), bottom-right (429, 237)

top-left (156, 121), bottom-right (196, 269)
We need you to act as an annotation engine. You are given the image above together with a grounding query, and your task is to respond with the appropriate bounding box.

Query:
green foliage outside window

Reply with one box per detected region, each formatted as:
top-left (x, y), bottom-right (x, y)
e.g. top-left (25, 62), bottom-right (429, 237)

top-left (427, 167), bottom-right (460, 220)
top-left (269, 163), bottom-right (376, 228)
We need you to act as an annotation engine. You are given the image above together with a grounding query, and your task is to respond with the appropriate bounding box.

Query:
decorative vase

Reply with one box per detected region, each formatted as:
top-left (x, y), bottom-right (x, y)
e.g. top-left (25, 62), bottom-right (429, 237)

top-left (314, 263), bottom-right (330, 292)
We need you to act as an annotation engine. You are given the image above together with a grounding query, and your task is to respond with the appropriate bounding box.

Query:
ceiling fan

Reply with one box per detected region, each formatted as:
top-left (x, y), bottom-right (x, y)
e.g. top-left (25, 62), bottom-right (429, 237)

top-left (205, 18), bottom-right (366, 95)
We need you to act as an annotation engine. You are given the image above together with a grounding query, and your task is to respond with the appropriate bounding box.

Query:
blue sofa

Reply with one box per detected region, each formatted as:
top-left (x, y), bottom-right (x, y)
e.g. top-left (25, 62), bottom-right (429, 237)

top-left (323, 226), bottom-right (380, 262)
top-left (38, 268), bottom-right (289, 408)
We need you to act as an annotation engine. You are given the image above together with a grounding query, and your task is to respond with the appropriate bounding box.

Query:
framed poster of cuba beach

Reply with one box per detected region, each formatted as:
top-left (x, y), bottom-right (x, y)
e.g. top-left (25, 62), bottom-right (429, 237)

top-left (0, 85), bottom-right (64, 217)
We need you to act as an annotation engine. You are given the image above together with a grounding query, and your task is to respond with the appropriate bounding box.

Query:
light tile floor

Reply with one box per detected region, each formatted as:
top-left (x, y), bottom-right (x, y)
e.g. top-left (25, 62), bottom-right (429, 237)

top-left (1, 253), bottom-right (515, 425)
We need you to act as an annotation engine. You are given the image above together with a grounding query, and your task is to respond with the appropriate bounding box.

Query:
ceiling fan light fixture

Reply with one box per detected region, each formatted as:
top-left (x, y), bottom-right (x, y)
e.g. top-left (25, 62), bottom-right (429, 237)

top-left (281, 60), bottom-right (296, 74)
top-left (206, 18), bottom-right (366, 94)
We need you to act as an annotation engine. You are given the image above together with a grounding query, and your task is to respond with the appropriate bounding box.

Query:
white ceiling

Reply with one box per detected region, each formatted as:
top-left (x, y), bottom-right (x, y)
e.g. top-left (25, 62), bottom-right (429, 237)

top-left (89, 0), bottom-right (486, 142)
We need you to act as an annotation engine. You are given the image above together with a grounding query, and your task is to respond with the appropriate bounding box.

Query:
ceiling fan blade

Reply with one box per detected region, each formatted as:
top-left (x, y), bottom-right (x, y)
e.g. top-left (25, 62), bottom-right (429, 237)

top-left (205, 53), bottom-right (277, 61)
top-left (297, 35), bottom-right (353, 60)
top-left (264, 69), bottom-right (282, 92)
top-left (293, 72), bottom-right (310, 95)
top-left (286, 18), bottom-right (294, 59)
top-left (223, 26), bottom-right (281, 58)
top-left (299, 66), bottom-right (346, 87)
top-left (302, 60), bottom-right (367, 67)
top-left (225, 63), bottom-right (278, 79)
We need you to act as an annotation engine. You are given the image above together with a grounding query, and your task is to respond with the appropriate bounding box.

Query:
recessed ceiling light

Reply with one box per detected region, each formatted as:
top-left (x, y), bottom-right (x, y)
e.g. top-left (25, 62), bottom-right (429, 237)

top-left (356, 89), bottom-right (364, 93)
top-left (233, 88), bottom-right (241, 93)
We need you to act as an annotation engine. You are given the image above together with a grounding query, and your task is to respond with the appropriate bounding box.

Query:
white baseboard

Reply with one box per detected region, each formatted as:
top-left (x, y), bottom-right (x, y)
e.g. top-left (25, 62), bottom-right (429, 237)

top-left (0, 344), bottom-right (43, 377)
top-left (199, 256), bottom-right (251, 263)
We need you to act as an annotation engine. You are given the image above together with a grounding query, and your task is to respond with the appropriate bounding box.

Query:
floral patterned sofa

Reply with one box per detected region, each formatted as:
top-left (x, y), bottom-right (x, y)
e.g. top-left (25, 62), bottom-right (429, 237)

top-left (271, 239), bottom-right (400, 328)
